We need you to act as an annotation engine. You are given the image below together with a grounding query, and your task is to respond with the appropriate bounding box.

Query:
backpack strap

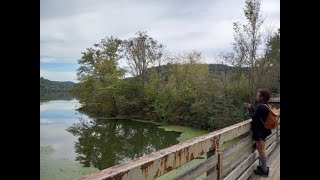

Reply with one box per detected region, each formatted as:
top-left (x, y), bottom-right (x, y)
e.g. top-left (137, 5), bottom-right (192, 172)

top-left (261, 103), bottom-right (270, 109)
top-left (259, 103), bottom-right (270, 124)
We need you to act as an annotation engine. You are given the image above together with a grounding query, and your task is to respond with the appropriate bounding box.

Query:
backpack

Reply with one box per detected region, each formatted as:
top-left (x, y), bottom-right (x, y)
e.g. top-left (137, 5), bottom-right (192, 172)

top-left (261, 104), bottom-right (279, 129)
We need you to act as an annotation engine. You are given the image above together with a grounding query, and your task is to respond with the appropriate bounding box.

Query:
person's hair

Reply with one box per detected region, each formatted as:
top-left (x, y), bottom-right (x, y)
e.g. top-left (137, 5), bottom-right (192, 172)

top-left (258, 88), bottom-right (272, 102)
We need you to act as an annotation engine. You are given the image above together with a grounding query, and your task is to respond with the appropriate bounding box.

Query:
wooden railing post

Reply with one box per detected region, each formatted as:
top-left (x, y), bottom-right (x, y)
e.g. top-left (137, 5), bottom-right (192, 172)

top-left (207, 136), bottom-right (220, 177)
top-left (217, 150), bottom-right (223, 180)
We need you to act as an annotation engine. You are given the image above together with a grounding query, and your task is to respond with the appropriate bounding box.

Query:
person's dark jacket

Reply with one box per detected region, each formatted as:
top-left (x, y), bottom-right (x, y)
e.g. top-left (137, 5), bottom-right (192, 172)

top-left (248, 104), bottom-right (272, 141)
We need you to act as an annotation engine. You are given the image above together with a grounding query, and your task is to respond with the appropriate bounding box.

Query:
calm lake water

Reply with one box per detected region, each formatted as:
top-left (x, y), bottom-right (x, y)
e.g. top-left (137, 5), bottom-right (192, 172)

top-left (40, 99), bottom-right (186, 180)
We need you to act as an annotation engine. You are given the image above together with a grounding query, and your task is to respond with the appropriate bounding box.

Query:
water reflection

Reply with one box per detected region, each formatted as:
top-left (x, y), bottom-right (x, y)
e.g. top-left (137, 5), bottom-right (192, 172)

top-left (67, 118), bottom-right (181, 170)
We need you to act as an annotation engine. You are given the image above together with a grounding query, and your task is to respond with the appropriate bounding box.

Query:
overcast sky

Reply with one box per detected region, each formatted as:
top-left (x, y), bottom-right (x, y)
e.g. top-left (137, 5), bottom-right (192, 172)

top-left (40, 0), bottom-right (279, 82)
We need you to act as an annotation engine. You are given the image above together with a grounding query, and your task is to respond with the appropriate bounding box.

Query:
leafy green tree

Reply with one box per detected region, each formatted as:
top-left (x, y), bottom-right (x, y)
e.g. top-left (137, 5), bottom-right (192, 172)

top-left (122, 31), bottom-right (164, 107)
top-left (260, 29), bottom-right (280, 93)
top-left (74, 36), bottom-right (125, 116)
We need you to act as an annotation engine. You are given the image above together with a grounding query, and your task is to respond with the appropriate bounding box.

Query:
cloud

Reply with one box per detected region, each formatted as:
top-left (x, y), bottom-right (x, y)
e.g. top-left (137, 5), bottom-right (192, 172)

top-left (40, 69), bottom-right (77, 82)
top-left (261, 0), bottom-right (280, 15)
top-left (41, 0), bottom-right (279, 81)
top-left (40, 118), bottom-right (54, 124)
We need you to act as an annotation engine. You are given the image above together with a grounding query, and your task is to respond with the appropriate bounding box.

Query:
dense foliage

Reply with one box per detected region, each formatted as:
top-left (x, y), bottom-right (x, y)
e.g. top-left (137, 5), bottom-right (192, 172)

top-left (71, 0), bottom-right (279, 131)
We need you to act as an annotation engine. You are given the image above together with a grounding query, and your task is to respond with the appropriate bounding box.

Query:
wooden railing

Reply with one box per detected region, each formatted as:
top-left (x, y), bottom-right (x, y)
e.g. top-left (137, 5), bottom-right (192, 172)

top-left (78, 109), bottom-right (280, 180)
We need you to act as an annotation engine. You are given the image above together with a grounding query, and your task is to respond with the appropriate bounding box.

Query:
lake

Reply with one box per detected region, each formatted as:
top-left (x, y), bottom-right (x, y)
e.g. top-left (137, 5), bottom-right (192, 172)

top-left (40, 99), bottom-right (208, 179)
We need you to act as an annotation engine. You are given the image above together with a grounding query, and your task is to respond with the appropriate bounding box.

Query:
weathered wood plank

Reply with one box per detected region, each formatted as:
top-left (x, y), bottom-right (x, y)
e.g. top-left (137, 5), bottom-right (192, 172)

top-left (270, 154), bottom-right (280, 169)
top-left (213, 133), bottom-right (280, 179)
top-left (267, 129), bottom-right (279, 141)
top-left (217, 120), bottom-right (252, 145)
top-left (268, 144), bottom-right (280, 166)
top-left (239, 127), bottom-right (280, 180)
top-left (177, 135), bottom-right (254, 180)
top-left (238, 159), bottom-right (259, 180)
top-left (173, 154), bottom-right (218, 180)
top-left (196, 136), bottom-right (258, 179)
top-left (224, 150), bottom-right (259, 180)
top-left (222, 129), bottom-right (279, 179)
top-left (224, 141), bottom-right (276, 180)
top-left (222, 145), bottom-right (252, 178)
top-left (239, 143), bottom-right (277, 180)
top-left (78, 119), bottom-right (252, 180)
top-left (204, 170), bottom-right (217, 180)
top-left (252, 145), bottom-right (280, 180)
top-left (217, 152), bottom-right (223, 180)
top-left (221, 136), bottom-right (254, 177)
top-left (266, 133), bottom-right (277, 149)
top-left (206, 150), bottom-right (216, 176)
top-left (266, 142), bottom-right (277, 157)
top-left (270, 154), bottom-right (280, 180)
top-left (248, 144), bottom-right (280, 180)
top-left (271, 124), bottom-right (280, 134)
top-left (223, 135), bottom-right (253, 158)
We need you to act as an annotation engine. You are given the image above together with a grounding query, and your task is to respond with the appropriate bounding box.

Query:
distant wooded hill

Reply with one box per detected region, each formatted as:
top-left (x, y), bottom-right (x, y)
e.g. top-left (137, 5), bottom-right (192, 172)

top-left (40, 77), bottom-right (76, 100)
top-left (40, 64), bottom-right (245, 101)
top-left (137, 63), bottom-right (248, 81)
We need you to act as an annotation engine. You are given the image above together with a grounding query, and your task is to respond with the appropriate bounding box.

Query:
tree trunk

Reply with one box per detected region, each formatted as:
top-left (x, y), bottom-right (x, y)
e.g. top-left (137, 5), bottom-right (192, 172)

top-left (111, 96), bottom-right (118, 116)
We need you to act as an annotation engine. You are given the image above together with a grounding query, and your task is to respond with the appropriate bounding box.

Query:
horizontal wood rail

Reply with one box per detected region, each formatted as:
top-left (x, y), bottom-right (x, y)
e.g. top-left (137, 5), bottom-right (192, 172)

top-left (78, 109), bottom-right (280, 180)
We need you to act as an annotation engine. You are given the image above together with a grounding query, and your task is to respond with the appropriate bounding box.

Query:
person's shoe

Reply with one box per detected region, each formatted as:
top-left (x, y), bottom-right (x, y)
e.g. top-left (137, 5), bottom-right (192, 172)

top-left (254, 167), bottom-right (269, 177)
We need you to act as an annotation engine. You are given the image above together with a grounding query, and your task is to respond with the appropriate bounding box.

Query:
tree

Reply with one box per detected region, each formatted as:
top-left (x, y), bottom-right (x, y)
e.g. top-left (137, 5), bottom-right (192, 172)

top-left (122, 31), bottom-right (164, 107)
top-left (167, 51), bottom-right (210, 125)
top-left (257, 29), bottom-right (280, 93)
top-left (75, 36), bottom-right (125, 116)
top-left (155, 49), bottom-right (169, 90)
top-left (225, 0), bottom-right (275, 104)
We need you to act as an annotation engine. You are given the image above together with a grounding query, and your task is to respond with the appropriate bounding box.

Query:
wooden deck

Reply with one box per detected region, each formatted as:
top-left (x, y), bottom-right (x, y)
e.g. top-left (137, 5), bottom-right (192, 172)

top-left (249, 144), bottom-right (280, 180)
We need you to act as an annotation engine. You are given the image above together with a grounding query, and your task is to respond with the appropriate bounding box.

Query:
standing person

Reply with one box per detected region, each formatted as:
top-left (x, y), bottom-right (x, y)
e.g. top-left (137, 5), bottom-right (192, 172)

top-left (244, 88), bottom-right (272, 176)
